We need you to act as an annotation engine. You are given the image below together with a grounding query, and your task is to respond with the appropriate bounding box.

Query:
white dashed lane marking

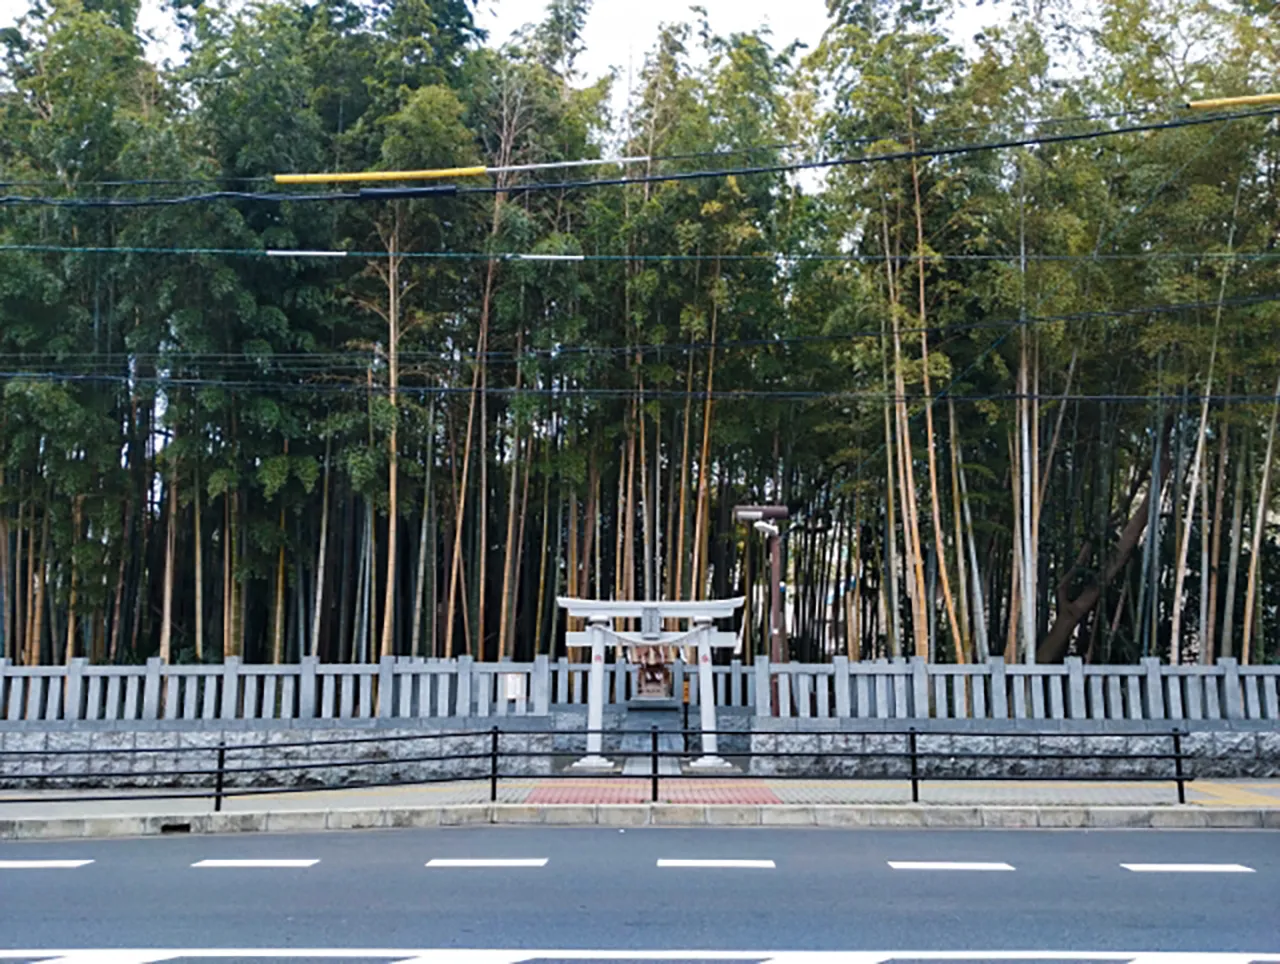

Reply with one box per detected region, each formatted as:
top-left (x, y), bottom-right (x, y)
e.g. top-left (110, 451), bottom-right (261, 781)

top-left (888, 861), bottom-right (1015, 871)
top-left (656, 859), bottom-right (776, 868)
top-left (1120, 863), bottom-right (1255, 873)
top-left (425, 858), bottom-right (548, 868)
top-left (191, 859), bottom-right (319, 868)
top-left (0, 860), bottom-right (94, 869)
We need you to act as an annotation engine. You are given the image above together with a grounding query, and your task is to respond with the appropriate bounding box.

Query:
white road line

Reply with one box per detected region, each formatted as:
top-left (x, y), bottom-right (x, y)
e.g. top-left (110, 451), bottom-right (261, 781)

top-left (425, 858), bottom-right (548, 868)
top-left (888, 861), bottom-right (1015, 871)
top-left (0, 859), bottom-right (94, 869)
top-left (0, 951), bottom-right (1275, 963)
top-left (191, 859), bottom-right (319, 868)
top-left (1120, 863), bottom-right (1255, 873)
top-left (656, 859), bottom-right (776, 869)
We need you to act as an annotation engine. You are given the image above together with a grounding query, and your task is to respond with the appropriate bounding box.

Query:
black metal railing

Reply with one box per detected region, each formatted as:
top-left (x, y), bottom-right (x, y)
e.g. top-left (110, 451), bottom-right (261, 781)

top-left (0, 726), bottom-right (1192, 811)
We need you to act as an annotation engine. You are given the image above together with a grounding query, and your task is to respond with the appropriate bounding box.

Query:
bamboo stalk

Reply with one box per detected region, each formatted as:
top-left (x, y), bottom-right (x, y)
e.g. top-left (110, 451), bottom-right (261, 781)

top-left (1240, 372), bottom-right (1280, 664)
top-left (160, 450), bottom-right (177, 664)
top-left (1204, 422), bottom-right (1229, 663)
top-left (907, 134), bottom-right (963, 663)
top-left (194, 462), bottom-right (204, 663)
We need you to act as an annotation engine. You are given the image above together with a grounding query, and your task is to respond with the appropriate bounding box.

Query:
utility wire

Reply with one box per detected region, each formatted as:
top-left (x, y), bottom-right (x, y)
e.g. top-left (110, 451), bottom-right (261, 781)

top-left (0, 106), bottom-right (1159, 190)
top-left (473, 106), bottom-right (1280, 197)
top-left (2, 368), bottom-right (1277, 406)
top-left (4, 290), bottom-right (1276, 367)
top-left (5, 242), bottom-right (1280, 265)
top-left (3, 106), bottom-right (1276, 208)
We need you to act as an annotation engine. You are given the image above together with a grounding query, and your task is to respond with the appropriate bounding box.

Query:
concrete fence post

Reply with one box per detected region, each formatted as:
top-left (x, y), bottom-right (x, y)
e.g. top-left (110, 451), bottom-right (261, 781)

top-left (377, 655), bottom-right (395, 719)
top-left (555, 656), bottom-right (570, 704)
top-left (220, 657), bottom-right (241, 720)
top-left (833, 656), bottom-right (851, 718)
top-left (142, 657), bottom-right (163, 720)
top-left (65, 657), bottom-right (88, 722)
top-left (532, 654), bottom-right (551, 716)
top-left (1066, 656), bottom-right (1086, 720)
top-left (298, 656), bottom-right (318, 719)
top-left (455, 655), bottom-right (473, 718)
top-left (754, 657), bottom-right (771, 718)
top-left (989, 657), bottom-right (1009, 719)
top-left (1218, 657), bottom-right (1244, 720)
top-left (910, 657), bottom-right (930, 718)
top-left (1142, 657), bottom-right (1166, 720)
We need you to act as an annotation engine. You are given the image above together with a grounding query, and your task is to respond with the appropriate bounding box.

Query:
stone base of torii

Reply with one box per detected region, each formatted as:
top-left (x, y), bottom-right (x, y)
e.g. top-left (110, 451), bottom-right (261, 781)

top-left (558, 597), bottom-right (745, 770)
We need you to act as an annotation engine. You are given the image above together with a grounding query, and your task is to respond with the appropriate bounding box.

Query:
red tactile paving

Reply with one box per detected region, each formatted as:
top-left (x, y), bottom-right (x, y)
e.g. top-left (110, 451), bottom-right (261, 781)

top-left (663, 783), bottom-right (781, 804)
top-left (524, 780), bottom-right (782, 805)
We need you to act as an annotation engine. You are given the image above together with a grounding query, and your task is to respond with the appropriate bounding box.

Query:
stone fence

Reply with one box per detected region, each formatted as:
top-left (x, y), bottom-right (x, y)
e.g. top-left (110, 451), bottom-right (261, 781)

top-left (748, 719), bottom-right (1280, 779)
top-left (1, 654), bottom-right (1278, 725)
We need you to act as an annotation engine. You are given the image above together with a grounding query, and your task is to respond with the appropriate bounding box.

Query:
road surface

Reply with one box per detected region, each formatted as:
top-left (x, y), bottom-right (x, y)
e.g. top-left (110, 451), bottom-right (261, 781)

top-left (0, 827), bottom-right (1277, 961)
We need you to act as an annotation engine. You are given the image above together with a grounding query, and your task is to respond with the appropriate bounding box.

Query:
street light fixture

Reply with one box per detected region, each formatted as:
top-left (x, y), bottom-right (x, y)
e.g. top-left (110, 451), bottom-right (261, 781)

top-left (733, 506), bottom-right (790, 672)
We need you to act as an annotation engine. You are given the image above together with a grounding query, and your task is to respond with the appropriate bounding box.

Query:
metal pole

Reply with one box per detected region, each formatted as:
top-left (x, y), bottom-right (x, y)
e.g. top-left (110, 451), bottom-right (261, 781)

top-left (1173, 729), bottom-right (1185, 805)
top-left (214, 742), bottom-right (226, 813)
top-left (651, 725), bottom-right (659, 803)
top-left (770, 533), bottom-right (784, 715)
top-left (908, 728), bottom-right (920, 804)
top-left (490, 726), bottom-right (500, 803)
top-left (770, 532), bottom-right (785, 663)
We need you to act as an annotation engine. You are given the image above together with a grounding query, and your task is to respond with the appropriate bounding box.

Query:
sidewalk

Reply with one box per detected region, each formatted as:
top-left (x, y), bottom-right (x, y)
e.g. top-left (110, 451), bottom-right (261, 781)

top-left (2, 777), bottom-right (1279, 819)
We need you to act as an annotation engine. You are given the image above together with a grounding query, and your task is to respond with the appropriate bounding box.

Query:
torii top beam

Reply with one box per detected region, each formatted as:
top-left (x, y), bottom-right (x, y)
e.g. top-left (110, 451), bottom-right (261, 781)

top-left (555, 598), bottom-right (745, 621)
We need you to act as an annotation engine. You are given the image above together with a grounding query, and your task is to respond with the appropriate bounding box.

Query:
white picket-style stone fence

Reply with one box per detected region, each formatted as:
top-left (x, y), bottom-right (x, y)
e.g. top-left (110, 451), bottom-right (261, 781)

top-left (0, 655), bottom-right (1277, 724)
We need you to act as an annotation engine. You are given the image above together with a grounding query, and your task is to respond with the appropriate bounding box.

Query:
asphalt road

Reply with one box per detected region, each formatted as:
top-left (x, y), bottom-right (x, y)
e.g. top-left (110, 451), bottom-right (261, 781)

top-left (0, 827), bottom-right (1277, 959)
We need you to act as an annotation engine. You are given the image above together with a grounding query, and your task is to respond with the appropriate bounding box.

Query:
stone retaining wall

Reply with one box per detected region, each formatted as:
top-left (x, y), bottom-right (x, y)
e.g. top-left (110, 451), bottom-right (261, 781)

top-left (3, 712), bottom-right (1275, 789)
top-left (0, 719), bottom-right (556, 790)
top-left (747, 719), bottom-right (1280, 778)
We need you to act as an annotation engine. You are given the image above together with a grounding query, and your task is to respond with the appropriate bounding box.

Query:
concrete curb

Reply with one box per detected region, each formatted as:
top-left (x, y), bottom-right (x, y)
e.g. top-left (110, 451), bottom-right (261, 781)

top-left (2, 804), bottom-right (1279, 838)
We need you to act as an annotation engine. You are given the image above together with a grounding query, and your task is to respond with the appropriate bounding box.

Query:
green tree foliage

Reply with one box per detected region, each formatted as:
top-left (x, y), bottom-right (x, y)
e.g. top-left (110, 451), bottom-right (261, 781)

top-left (0, 0), bottom-right (1278, 667)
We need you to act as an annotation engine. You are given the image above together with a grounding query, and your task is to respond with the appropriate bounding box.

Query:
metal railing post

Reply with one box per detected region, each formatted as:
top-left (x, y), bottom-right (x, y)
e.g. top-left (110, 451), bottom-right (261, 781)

top-left (1172, 728), bottom-right (1185, 805)
top-left (650, 725), bottom-right (659, 803)
top-left (490, 726), bottom-right (500, 803)
top-left (214, 742), bottom-right (226, 813)
top-left (908, 727), bottom-right (920, 804)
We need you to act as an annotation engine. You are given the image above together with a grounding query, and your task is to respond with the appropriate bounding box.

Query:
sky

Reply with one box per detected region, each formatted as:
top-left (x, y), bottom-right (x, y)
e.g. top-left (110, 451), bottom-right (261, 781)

top-left (476, 1), bottom-right (1001, 82)
top-left (0, 0), bottom-right (1004, 72)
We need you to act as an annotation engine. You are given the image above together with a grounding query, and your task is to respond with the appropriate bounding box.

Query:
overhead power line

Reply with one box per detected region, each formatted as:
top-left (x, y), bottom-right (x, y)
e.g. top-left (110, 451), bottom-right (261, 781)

top-left (4, 242), bottom-right (1279, 265)
top-left (273, 155), bottom-right (651, 185)
top-left (3, 106), bottom-right (1277, 209)
top-left (3, 290), bottom-right (1276, 368)
top-left (0, 105), bottom-right (1159, 189)
top-left (2, 368), bottom-right (1277, 407)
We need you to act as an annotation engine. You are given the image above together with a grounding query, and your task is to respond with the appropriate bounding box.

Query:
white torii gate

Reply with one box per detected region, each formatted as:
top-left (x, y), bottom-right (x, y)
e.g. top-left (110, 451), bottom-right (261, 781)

top-left (558, 597), bottom-right (745, 770)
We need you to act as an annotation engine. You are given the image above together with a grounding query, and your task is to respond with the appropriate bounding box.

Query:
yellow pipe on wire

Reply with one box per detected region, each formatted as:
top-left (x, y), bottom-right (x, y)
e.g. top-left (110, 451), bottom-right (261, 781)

top-left (1185, 93), bottom-right (1280, 110)
top-left (274, 166), bottom-right (489, 185)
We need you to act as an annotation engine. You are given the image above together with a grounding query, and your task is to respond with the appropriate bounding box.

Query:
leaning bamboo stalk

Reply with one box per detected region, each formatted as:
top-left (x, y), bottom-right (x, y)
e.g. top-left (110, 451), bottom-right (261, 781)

top-left (64, 497), bottom-right (82, 664)
top-left (380, 223), bottom-right (402, 660)
top-left (1240, 372), bottom-right (1280, 664)
top-left (1204, 423), bottom-right (1229, 663)
top-left (1221, 434), bottom-right (1248, 656)
top-left (411, 413), bottom-right (433, 658)
top-left (159, 449), bottom-right (178, 664)
top-left (307, 434), bottom-right (329, 657)
top-left (1170, 185), bottom-right (1237, 660)
top-left (194, 462), bottom-right (204, 663)
top-left (674, 354), bottom-right (694, 602)
top-left (907, 143), bottom-right (963, 661)
top-left (497, 350), bottom-right (524, 658)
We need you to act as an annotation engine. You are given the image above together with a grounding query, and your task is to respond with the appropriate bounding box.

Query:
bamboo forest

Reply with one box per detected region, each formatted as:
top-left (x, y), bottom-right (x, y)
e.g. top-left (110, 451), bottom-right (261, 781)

top-left (0, 0), bottom-right (1278, 671)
